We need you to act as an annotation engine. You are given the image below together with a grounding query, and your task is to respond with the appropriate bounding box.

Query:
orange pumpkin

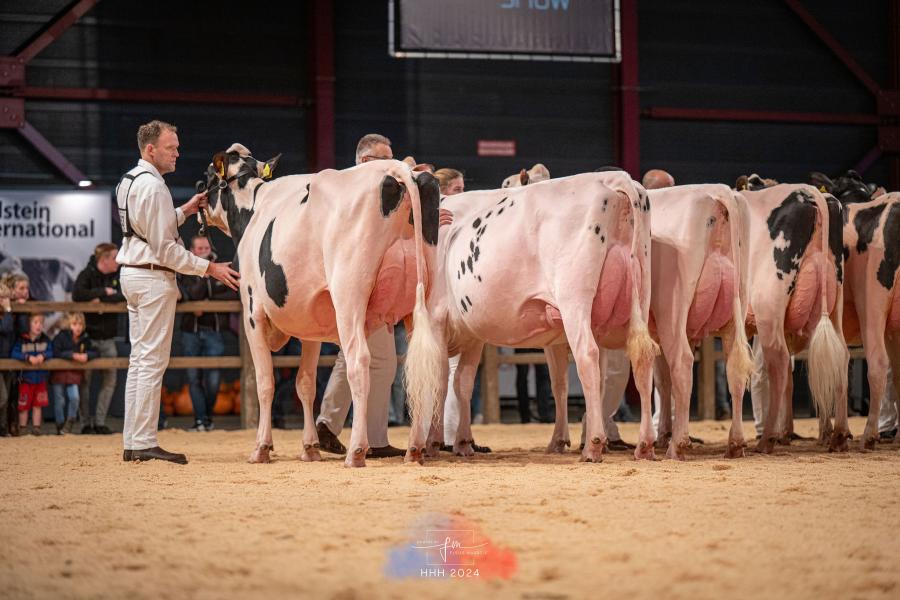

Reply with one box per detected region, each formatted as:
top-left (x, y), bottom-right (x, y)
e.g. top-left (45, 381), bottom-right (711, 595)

top-left (212, 391), bottom-right (233, 415)
top-left (174, 385), bottom-right (193, 416)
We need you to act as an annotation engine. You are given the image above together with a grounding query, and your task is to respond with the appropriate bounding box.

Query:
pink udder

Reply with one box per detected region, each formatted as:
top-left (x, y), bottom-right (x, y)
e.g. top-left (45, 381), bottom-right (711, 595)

top-left (592, 245), bottom-right (632, 331)
top-left (367, 238), bottom-right (417, 326)
top-left (686, 252), bottom-right (735, 340)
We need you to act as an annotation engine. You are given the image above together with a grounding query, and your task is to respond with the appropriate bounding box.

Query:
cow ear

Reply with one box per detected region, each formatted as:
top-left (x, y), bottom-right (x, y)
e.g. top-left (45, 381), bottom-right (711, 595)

top-left (735, 175), bottom-right (748, 191)
top-left (259, 153), bottom-right (282, 180)
top-left (213, 151), bottom-right (227, 178)
top-left (519, 168), bottom-right (529, 186)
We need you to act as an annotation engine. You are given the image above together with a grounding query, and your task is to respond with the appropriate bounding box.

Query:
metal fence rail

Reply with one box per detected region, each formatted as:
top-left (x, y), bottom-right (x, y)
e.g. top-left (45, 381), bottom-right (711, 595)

top-left (4, 301), bottom-right (866, 427)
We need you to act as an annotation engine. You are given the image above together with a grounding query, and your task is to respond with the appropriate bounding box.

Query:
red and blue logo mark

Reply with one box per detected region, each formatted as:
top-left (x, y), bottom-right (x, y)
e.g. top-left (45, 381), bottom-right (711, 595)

top-left (385, 513), bottom-right (517, 580)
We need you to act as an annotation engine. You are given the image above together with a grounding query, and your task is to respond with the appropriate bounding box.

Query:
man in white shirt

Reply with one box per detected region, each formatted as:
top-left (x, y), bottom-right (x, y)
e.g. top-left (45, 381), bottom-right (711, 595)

top-left (315, 133), bottom-right (404, 458)
top-left (117, 120), bottom-right (238, 464)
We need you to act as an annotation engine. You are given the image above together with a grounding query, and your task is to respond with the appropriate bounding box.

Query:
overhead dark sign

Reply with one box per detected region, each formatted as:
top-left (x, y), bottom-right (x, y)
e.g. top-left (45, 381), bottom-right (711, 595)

top-left (389, 0), bottom-right (620, 63)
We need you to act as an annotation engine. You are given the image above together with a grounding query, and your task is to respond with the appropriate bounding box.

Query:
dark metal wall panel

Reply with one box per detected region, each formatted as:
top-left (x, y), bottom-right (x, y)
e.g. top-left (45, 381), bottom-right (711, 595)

top-left (334, 0), bottom-right (615, 190)
top-left (640, 0), bottom-right (889, 185)
top-left (0, 0), bottom-right (308, 187)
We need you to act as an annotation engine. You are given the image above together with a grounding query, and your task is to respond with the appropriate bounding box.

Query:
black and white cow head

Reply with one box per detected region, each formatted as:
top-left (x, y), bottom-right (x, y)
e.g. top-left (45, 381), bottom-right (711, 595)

top-left (202, 143), bottom-right (280, 242)
top-left (501, 163), bottom-right (550, 188)
top-left (809, 170), bottom-right (873, 204)
top-left (735, 173), bottom-right (778, 192)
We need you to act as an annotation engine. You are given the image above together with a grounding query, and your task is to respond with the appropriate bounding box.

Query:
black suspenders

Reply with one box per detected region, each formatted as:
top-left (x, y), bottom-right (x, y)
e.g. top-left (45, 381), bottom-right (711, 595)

top-left (116, 170), bottom-right (151, 243)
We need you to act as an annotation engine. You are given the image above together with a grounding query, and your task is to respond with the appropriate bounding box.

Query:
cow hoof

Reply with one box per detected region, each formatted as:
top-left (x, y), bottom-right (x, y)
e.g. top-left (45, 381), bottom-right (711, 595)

top-left (425, 441), bottom-right (442, 459)
top-left (776, 434), bottom-right (793, 446)
top-left (404, 446), bottom-right (425, 465)
top-left (828, 431), bottom-right (850, 453)
top-left (754, 438), bottom-right (776, 455)
top-left (665, 445), bottom-right (686, 461)
top-left (861, 436), bottom-right (878, 452)
top-left (654, 432), bottom-right (672, 450)
top-left (248, 444), bottom-right (272, 464)
top-left (300, 443), bottom-right (322, 462)
top-left (724, 441), bottom-right (745, 459)
top-left (580, 438), bottom-right (605, 463)
top-left (454, 440), bottom-right (475, 457)
top-left (344, 449), bottom-right (367, 468)
top-left (546, 439), bottom-right (571, 454)
top-left (634, 441), bottom-right (656, 461)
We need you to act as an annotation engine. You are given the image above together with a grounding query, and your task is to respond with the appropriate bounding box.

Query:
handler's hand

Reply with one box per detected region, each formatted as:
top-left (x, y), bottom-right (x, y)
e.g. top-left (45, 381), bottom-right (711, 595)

top-left (206, 261), bottom-right (240, 291)
top-left (439, 208), bottom-right (453, 227)
top-left (182, 192), bottom-right (209, 217)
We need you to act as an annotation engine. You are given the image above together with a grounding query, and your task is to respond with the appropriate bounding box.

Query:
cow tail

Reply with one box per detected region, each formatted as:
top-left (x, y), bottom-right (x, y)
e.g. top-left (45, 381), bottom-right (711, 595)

top-left (625, 185), bottom-right (659, 369)
top-left (398, 168), bottom-right (442, 432)
top-left (806, 194), bottom-right (846, 421)
top-left (723, 192), bottom-right (753, 388)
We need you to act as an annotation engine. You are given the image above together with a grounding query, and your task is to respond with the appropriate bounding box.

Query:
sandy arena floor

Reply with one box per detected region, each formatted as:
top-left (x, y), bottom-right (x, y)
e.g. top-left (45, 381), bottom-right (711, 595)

top-left (2, 417), bottom-right (899, 600)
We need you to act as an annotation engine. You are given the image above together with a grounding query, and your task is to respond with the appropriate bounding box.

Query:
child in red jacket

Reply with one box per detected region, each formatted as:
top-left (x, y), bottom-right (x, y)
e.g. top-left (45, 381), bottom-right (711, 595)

top-left (11, 313), bottom-right (53, 435)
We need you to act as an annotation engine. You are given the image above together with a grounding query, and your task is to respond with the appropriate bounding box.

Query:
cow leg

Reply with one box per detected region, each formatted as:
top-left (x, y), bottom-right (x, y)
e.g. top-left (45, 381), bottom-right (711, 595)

top-left (559, 312), bottom-right (605, 463)
top-left (653, 354), bottom-right (673, 449)
top-left (721, 329), bottom-right (749, 459)
top-left (544, 343), bottom-right (571, 453)
top-left (630, 344), bottom-right (657, 461)
top-left (452, 341), bottom-right (484, 457)
top-left (425, 351), bottom-right (451, 459)
top-left (296, 341), bottom-right (322, 462)
top-left (861, 322), bottom-right (891, 451)
top-left (664, 336), bottom-right (694, 461)
top-left (247, 320), bottom-right (277, 464)
top-left (756, 336), bottom-right (790, 454)
top-left (778, 374), bottom-right (795, 445)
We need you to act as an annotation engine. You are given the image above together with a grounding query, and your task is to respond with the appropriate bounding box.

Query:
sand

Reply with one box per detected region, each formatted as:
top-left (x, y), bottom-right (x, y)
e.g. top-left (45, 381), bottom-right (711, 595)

top-left (2, 417), bottom-right (899, 600)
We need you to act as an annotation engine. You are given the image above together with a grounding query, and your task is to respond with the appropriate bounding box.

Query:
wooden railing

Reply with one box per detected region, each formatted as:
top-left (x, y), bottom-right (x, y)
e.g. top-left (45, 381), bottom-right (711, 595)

top-left (3, 301), bottom-right (865, 427)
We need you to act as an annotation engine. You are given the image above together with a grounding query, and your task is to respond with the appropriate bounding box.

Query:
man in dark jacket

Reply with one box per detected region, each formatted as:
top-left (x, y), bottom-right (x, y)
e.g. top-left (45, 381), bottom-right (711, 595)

top-left (178, 235), bottom-right (237, 431)
top-left (72, 243), bottom-right (124, 434)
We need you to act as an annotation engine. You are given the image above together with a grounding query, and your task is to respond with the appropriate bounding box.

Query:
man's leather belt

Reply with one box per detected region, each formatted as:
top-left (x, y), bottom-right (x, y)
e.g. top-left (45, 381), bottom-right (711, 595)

top-left (124, 263), bottom-right (175, 273)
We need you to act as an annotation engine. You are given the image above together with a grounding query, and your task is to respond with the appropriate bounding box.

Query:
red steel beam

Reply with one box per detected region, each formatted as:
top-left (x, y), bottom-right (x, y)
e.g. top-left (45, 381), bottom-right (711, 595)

top-left (18, 86), bottom-right (303, 107)
top-left (617, 0), bottom-right (640, 178)
top-left (889, 0), bottom-right (900, 190)
top-left (852, 146), bottom-right (883, 176)
top-left (18, 121), bottom-right (88, 184)
top-left (783, 0), bottom-right (881, 96)
top-left (308, 0), bottom-right (335, 171)
top-left (643, 107), bottom-right (879, 126)
top-left (14, 0), bottom-right (99, 63)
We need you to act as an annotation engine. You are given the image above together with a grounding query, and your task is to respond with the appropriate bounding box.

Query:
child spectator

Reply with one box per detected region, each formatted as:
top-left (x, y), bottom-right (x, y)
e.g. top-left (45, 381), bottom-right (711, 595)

top-left (11, 312), bottom-right (53, 435)
top-left (2, 273), bottom-right (31, 436)
top-left (51, 312), bottom-right (97, 435)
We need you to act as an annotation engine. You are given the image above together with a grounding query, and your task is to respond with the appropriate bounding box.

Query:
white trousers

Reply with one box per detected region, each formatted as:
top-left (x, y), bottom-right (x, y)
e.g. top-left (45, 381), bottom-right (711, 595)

top-left (316, 325), bottom-right (396, 447)
top-left (444, 354), bottom-right (461, 445)
top-left (877, 367), bottom-right (898, 433)
top-left (121, 267), bottom-right (177, 450)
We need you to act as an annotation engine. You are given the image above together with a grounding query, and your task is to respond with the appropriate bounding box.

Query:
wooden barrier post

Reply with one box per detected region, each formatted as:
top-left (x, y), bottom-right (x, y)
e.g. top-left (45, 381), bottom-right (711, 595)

top-left (482, 344), bottom-right (501, 423)
top-left (239, 321), bottom-right (259, 429)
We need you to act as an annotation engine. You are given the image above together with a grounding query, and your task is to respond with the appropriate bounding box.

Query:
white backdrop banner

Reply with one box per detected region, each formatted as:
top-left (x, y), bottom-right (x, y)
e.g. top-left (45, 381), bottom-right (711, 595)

top-left (0, 190), bottom-right (112, 301)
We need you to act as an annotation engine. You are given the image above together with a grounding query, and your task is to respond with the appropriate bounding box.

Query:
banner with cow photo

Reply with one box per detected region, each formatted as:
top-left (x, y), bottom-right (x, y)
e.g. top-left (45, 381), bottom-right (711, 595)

top-left (0, 189), bottom-right (113, 325)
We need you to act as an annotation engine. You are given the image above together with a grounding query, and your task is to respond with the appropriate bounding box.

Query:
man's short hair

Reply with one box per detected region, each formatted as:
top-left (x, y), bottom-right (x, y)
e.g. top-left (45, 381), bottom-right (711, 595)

top-left (94, 243), bottom-right (118, 262)
top-left (355, 133), bottom-right (391, 165)
top-left (137, 120), bottom-right (177, 153)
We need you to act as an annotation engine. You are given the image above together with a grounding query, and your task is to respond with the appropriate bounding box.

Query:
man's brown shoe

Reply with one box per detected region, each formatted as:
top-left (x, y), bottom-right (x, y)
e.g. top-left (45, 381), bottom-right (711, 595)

top-left (316, 422), bottom-right (346, 454)
top-left (131, 446), bottom-right (188, 465)
top-left (366, 445), bottom-right (405, 458)
top-left (123, 450), bottom-right (132, 461)
top-left (607, 439), bottom-right (636, 451)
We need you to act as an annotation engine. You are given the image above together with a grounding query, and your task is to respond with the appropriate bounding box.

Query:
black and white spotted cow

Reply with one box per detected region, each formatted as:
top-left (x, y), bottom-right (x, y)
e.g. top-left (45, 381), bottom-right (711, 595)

top-left (427, 171), bottom-right (658, 462)
top-left (737, 175), bottom-right (849, 452)
top-left (202, 144), bottom-right (441, 467)
top-left (813, 173), bottom-right (899, 449)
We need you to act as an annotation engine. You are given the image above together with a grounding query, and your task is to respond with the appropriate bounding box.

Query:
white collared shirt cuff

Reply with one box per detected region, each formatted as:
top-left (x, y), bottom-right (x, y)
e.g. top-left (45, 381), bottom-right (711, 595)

top-left (175, 207), bottom-right (186, 227)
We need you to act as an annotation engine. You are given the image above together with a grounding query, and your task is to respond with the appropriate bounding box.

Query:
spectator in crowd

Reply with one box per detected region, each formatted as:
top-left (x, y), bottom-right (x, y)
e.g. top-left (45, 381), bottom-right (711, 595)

top-left (0, 276), bottom-right (14, 437)
top-left (2, 273), bottom-right (31, 436)
top-left (12, 313), bottom-right (53, 435)
top-left (51, 312), bottom-right (97, 434)
top-left (72, 243), bottom-right (125, 435)
top-left (178, 235), bottom-right (238, 432)
top-left (315, 133), bottom-right (404, 458)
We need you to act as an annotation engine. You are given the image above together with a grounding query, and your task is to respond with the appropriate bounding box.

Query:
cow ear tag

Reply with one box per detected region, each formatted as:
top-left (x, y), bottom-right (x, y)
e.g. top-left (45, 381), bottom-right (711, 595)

top-left (819, 185), bottom-right (827, 193)
top-left (262, 163), bottom-right (272, 179)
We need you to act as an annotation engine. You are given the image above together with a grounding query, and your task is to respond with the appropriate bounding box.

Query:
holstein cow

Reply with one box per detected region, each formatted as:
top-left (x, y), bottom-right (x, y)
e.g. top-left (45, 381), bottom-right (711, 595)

top-left (501, 163), bottom-right (550, 189)
top-left (428, 170), bottom-right (658, 462)
top-left (649, 184), bottom-right (754, 459)
top-left (736, 175), bottom-right (848, 452)
top-left (811, 173), bottom-right (899, 449)
top-left (201, 144), bottom-right (442, 467)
